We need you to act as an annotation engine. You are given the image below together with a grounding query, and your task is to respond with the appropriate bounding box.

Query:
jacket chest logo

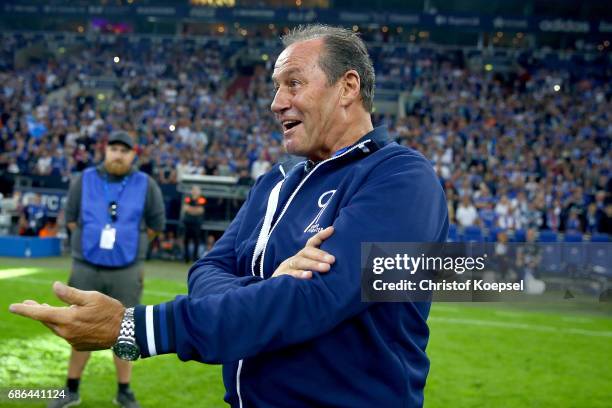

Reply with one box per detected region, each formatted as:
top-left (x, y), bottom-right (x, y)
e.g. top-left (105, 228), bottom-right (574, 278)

top-left (304, 190), bottom-right (336, 234)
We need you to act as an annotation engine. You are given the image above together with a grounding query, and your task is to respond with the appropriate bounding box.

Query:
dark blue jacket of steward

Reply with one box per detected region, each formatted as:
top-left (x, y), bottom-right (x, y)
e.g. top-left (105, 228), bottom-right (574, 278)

top-left (134, 127), bottom-right (448, 407)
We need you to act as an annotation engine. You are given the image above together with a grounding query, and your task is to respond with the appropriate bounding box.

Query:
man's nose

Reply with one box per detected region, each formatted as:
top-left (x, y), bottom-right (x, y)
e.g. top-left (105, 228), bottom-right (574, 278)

top-left (270, 88), bottom-right (290, 115)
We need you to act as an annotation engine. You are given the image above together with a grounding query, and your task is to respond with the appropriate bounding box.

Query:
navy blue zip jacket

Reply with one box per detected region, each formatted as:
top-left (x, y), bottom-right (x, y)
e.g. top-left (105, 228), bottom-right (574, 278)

top-left (134, 127), bottom-right (449, 407)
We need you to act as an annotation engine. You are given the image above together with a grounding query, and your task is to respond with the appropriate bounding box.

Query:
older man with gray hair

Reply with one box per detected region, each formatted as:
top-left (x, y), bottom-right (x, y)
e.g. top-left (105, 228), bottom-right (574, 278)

top-left (11, 25), bottom-right (447, 407)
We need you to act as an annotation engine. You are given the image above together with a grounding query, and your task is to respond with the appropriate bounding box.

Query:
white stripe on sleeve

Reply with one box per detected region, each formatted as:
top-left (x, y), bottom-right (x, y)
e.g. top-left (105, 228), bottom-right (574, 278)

top-left (145, 305), bottom-right (157, 357)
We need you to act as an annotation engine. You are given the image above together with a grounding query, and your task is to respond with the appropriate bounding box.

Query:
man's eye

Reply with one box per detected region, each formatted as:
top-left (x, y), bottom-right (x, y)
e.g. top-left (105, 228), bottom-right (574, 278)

top-left (290, 80), bottom-right (300, 87)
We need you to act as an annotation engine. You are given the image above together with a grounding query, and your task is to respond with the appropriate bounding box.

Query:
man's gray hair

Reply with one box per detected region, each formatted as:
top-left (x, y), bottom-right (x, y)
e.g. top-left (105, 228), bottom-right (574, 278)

top-left (281, 24), bottom-right (375, 112)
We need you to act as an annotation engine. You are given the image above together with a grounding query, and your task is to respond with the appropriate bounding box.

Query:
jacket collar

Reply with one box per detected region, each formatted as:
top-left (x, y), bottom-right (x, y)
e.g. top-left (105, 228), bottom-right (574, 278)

top-left (285, 126), bottom-right (390, 175)
top-left (352, 126), bottom-right (390, 151)
top-left (320, 125), bottom-right (390, 166)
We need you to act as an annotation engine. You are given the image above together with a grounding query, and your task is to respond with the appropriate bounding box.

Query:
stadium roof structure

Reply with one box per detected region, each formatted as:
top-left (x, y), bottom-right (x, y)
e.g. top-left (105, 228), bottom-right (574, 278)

top-left (1, 0), bottom-right (611, 35)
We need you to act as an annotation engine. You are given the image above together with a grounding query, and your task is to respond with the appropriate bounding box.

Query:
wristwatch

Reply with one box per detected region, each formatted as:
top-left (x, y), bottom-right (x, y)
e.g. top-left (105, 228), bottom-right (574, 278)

top-left (112, 307), bottom-right (140, 361)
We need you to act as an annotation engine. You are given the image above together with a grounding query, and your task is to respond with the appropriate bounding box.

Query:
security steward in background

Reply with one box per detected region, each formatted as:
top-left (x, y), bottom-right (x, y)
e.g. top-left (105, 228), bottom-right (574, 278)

top-left (181, 185), bottom-right (206, 263)
top-left (48, 131), bottom-right (165, 408)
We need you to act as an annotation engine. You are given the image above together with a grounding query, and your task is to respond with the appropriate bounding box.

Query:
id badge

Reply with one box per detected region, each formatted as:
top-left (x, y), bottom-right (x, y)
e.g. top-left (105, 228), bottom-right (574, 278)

top-left (100, 225), bottom-right (116, 250)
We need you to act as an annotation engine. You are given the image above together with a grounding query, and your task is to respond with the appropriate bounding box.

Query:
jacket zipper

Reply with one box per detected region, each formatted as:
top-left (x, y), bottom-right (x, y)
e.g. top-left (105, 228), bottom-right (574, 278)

top-left (237, 139), bottom-right (372, 406)
top-left (258, 139), bottom-right (372, 278)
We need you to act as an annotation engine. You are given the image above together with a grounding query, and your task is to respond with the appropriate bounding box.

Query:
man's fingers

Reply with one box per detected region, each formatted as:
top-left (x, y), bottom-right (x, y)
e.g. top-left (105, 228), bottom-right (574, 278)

top-left (272, 264), bottom-right (325, 279)
top-left (291, 257), bottom-right (331, 273)
top-left (272, 226), bottom-right (335, 279)
top-left (301, 247), bottom-right (335, 264)
top-left (42, 321), bottom-right (59, 333)
top-left (23, 300), bottom-right (50, 307)
top-left (298, 270), bottom-right (312, 279)
top-left (284, 270), bottom-right (312, 279)
top-left (53, 281), bottom-right (90, 306)
top-left (8, 303), bottom-right (67, 324)
top-left (305, 226), bottom-right (334, 248)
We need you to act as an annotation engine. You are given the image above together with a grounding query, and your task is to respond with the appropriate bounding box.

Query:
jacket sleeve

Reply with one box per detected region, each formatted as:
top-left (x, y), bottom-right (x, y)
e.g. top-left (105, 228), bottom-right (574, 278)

top-left (134, 155), bottom-right (448, 363)
top-left (64, 174), bottom-right (82, 224)
top-left (144, 177), bottom-right (166, 233)
top-left (186, 178), bottom-right (266, 297)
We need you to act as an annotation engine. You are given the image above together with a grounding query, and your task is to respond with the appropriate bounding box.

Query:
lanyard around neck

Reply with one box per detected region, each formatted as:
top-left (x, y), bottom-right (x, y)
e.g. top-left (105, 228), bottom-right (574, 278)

top-left (103, 175), bottom-right (129, 224)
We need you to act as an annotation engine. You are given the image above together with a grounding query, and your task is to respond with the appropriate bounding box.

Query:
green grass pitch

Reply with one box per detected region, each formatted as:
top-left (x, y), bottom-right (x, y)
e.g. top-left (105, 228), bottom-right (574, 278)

top-left (0, 258), bottom-right (610, 407)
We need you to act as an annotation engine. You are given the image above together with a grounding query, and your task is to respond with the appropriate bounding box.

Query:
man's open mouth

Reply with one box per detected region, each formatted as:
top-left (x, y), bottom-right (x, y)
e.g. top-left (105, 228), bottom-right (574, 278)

top-left (282, 120), bottom-right (302, 132)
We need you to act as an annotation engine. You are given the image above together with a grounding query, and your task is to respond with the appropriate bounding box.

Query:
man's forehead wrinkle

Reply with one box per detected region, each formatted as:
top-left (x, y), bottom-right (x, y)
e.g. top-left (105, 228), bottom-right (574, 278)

top-left (272, 62), bottom-right (305, 84)
top-left (272, 40), bottom-right (322, 80)
top-left (270, 42), bottom-right (321, 120)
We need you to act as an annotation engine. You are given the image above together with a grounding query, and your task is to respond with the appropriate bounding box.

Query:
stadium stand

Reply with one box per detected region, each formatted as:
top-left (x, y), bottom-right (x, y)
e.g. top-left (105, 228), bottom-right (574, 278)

top-left (0, 30), bottom-right (610, 242)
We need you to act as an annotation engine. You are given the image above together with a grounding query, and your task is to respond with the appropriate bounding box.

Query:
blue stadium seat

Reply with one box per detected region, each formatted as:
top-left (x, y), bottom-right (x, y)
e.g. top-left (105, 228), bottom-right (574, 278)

top-left (538, 230), bottom-right (558, 242)
top-left (487, 227), bottom-right (504, 242)
top-left (561, 233), bottom-right (586, 276)
top-left (564, 233), bottom-right (583, 242)
top-left (535, 230), bottom-right (562, 274)
top-left (512, 229), bottom-right (526, 242)
top-left (448, 224), bottom-right (458, 242)
top-left (591, 234), bottom-right (610, 242)
top-left (463, 226), bottom-right (484, 242)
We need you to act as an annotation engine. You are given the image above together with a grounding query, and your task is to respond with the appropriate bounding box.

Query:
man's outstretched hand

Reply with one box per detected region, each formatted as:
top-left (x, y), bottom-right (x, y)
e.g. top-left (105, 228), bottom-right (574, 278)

top-left (272, 226), bottom-right (336, 279)
top-left (9, 281), bottom-right (124, 351)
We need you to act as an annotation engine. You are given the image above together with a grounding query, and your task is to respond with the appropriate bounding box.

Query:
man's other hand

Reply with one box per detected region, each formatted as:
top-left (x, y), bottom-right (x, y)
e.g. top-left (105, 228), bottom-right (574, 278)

top-left (272, 226), bottom-right (335, 279)
top-left (9, 281), bottom-right (124, 351)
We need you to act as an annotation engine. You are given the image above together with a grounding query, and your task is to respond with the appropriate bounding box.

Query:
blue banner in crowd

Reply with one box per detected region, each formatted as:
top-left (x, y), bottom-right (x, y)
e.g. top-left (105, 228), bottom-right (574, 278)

top-left (2, 3), bottom-right (611, 35)
top-left (15, 188), bottom-right (68, 217)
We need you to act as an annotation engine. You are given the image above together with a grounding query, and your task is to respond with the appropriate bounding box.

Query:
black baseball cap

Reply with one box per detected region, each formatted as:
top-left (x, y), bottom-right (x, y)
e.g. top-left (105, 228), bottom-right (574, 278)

top-left (108, 131), bottom-right (134, 149)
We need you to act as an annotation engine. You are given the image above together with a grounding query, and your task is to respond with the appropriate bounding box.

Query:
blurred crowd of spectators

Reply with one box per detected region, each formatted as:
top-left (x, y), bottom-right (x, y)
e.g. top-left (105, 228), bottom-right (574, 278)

top-left (0, 32), bottom-right (610, 235)
top-left (0, 33), bottom-right (283, 185)
top-left (382, 59), bottom-right (611, 235)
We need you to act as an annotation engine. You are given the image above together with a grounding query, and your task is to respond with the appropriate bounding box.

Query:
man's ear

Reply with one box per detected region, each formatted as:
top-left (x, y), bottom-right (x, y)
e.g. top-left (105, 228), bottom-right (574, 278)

top-left (339, 70), bottom-right (361, 108)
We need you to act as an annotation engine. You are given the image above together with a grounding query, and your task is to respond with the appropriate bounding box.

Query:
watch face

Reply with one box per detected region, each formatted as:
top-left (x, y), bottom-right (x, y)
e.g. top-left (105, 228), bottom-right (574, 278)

top-left (113, 340), bottom-right (140, 361)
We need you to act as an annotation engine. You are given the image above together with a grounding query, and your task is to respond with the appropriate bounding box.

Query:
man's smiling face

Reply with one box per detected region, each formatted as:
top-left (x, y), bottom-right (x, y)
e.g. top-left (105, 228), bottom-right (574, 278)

top-left (270, 39), bottom-right (343, 160)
